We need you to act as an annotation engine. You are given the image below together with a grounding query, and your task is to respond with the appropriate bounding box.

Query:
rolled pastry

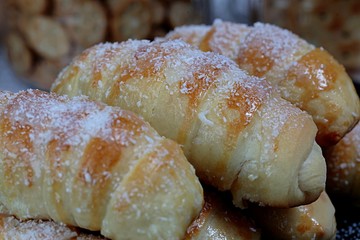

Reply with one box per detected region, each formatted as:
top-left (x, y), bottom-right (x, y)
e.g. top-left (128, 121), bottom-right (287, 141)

top-left (185, 187), bottom-right (261, 240)
top-left (249, 191), bottom-right (337, 240)
top-left (51, 39), bottom-right (326, 208)
top-left (164, 20), bottom-right (360, 147)
top-left (0, 89), bottom-right (203, 240)
top-left (0, 188), bottom-right (261, 240)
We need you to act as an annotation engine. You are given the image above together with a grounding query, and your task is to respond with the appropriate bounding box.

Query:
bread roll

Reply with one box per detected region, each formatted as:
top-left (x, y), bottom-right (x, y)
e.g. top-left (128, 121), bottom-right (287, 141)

top-left (249, 192), bottom-right (337, 240)
top-left (52, 39), bottom-right (326, 208)
top-left (185, 187), bottom-right (261, 240)
top-left (0, 89), bottom-right (203, 240)
top-left (164, 20), bottom-right (360, 147)
top-left (0, 188), bottom-right (261, 240)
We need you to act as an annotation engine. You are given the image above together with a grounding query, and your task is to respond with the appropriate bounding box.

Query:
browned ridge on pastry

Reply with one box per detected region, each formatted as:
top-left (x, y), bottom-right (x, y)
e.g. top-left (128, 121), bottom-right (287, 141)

top-left (0, 89), bottom-right (203, 240)
top-left (52, 39), bottom-right (326, 208)
top-left (164, 20), bottom-right (360, 147)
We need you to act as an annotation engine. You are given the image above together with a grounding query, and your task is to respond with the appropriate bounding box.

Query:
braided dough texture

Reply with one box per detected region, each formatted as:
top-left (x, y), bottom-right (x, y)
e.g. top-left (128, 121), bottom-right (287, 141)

top-left (164, 20), bottom-right (360, 147)
top-left (0, 89), bottom-right (203, 240)
top-left (52, 39), bottom-right (326, 208)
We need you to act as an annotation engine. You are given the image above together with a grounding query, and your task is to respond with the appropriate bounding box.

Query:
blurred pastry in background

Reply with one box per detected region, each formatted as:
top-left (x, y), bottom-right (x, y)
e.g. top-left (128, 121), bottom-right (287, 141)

top-left (260, 0), bottom-right (360, 85)
top-left (3, 0), bottom-right (204, 90)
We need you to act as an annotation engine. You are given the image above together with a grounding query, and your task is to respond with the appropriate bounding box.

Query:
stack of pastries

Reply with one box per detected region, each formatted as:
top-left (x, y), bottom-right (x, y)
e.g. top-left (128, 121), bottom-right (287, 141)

top-left (1, 19), bottom-right (359, 239)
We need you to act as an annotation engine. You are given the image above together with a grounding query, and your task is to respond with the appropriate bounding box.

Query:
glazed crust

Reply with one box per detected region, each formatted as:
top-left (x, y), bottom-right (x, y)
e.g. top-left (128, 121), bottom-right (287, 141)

top-left (52, 39), bottom-right (326, 208)
top-left (185, 187), bottom-right (261, 240)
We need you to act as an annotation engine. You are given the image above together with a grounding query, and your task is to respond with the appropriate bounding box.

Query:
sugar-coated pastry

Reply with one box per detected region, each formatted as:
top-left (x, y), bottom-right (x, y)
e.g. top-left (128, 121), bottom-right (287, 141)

top-left (164, 20), bottom-right (360, 147)
top-left (0, 188), bottom-right (262, 240)
top-left (52, 39), bottom-right (326, 208)
top-left (0, 89), bottom-right (203, 240)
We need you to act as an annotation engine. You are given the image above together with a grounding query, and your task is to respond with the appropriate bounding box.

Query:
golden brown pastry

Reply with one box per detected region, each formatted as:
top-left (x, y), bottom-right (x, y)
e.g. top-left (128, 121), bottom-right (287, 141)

top-left (249, 191), bottom-right (336, 240)
top-left (324, 121), bottom-right (360, 201)
top-left (52, 39), bottom-right (326, 208)
top-left (0, 89), bottom-right (203, 240)
top-left (164, 20), bottom-right (360, 147)
top-left (0, 188), bottom-right (261, 240)
top-left (185, 187), bottom-right (261, 240)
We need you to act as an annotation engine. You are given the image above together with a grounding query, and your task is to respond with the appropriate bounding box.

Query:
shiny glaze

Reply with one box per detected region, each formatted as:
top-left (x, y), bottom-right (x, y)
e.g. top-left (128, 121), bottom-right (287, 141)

top-left (288, 48), bottom-right (341, 104)
top-left (185, 189), bottom-right (260, 240)
top-left (286, 48), bottom-right (345, 145)
top-left (296, 205), bottom-right (323, 238)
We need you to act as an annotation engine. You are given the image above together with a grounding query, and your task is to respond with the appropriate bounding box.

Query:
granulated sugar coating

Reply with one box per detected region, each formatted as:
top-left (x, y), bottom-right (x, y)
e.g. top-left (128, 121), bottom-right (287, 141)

top-left (52, 39), bottom-right (327, 209)
top-left (163, 19), bottom-right (360, 148)
top-left (0, 89), bottom-right (203, 240)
